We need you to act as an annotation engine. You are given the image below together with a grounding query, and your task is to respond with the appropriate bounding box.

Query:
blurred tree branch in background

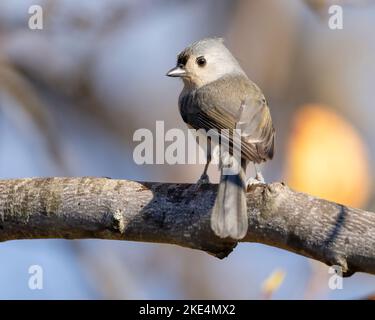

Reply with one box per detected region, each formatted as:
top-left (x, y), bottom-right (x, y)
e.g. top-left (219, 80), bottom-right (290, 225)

top-left (0, 58), bottom-right (66, 170)
top-left (0, 177), bottom-right (374, 277)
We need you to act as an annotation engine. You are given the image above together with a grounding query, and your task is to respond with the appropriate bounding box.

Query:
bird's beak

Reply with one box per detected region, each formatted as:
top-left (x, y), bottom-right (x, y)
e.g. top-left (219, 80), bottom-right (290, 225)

top-left (166, 66), bottom-right (186, 77)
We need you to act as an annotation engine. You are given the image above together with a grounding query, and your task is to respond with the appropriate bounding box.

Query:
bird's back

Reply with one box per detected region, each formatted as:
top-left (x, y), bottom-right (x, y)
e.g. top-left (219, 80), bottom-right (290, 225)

top-left (179, 74), bottom-right (274, 163)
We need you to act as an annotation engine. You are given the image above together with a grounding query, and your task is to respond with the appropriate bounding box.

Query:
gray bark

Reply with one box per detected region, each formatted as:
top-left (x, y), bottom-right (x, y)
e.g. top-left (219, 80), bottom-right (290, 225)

top-left (0, 177), bottom-right (374, 276)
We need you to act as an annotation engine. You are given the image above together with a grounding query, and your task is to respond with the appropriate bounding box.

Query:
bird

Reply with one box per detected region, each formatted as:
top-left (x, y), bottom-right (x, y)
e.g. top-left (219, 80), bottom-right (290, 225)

top-left (166, 38), bottom-right (274, 240)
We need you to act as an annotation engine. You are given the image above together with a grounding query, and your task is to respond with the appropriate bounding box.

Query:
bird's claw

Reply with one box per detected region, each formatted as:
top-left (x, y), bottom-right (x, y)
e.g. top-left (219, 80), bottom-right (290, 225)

top-left (255, 171), bottom-right (265, 184)
top-left (246, 173), bottom-right (265, 191)
top-left (195, 173), bottom-right (210, 190)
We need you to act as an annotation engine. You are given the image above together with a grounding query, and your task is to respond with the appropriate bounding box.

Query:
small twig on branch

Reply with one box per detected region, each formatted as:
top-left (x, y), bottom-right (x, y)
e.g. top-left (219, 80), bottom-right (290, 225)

top-left (0, 177), bottom-right (374, 276)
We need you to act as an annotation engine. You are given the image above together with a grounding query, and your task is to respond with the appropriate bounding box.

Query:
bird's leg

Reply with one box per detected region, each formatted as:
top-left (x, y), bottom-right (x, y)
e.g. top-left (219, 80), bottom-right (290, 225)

top-left (195, 138), bottom-right (211, 186)
top-left (197, 156), bottom-right (211, 184)
top-left (246, 163), bottom-right (265, 190)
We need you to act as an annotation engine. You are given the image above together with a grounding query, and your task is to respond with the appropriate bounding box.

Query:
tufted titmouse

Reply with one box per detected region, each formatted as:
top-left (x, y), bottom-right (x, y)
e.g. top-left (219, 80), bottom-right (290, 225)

top-left (167, 38), bottom-right (274, 240)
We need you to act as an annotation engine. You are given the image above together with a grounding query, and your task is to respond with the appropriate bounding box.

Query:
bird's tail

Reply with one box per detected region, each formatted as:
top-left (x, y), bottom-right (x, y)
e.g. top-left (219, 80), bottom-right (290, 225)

top-left (211, 157), bottom-right (248, 240)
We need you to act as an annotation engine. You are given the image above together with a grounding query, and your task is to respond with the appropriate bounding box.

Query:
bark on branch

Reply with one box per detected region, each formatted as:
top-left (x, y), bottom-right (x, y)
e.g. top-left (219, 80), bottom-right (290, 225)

top-left (0, 177), bottom-right (374, 276)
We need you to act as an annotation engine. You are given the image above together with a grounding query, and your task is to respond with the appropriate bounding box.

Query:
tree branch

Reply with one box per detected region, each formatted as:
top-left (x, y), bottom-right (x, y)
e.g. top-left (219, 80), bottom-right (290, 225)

top-left (0, 177), bottom-right (374, 276)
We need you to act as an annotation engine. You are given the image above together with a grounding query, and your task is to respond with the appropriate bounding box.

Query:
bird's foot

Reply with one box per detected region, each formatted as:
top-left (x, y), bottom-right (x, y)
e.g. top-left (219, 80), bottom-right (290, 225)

top-left (194, 173), bottom-right (210, 190)
top-left (246, 173), bottom-right (265, 191)
top-left (255, 171), bottom-right (265, 184)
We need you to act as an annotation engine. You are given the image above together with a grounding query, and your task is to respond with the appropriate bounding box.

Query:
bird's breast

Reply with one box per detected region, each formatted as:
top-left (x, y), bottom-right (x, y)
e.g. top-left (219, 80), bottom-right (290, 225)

top-left (178, 91), bottom-right (200, 125)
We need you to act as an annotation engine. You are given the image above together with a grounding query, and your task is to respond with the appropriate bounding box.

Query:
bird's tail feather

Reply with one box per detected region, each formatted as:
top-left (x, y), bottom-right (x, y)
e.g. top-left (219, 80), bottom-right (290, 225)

top-left (211, 158), bottom-right (248, 239)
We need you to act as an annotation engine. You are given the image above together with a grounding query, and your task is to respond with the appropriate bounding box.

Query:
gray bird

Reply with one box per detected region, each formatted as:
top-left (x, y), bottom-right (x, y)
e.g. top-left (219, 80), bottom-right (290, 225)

top-left (167, 38), bottom-right (274, 240)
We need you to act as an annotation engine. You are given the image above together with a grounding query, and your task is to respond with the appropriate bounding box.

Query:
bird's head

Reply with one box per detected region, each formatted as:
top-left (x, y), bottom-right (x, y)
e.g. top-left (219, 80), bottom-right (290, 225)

top-left (166, 38), bottom-right (245, 89)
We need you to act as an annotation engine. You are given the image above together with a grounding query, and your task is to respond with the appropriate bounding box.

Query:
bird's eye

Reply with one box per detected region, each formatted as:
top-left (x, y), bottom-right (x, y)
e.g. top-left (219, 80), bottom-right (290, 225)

top-left (196, 56), bottom-right (207, 67)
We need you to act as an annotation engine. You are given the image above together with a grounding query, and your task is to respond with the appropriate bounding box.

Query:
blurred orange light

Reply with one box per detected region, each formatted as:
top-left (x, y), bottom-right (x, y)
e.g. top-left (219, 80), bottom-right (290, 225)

top-left (261, 269), bottom-right (286, 299)
top-left (284, 104), bottom-right (371, 208)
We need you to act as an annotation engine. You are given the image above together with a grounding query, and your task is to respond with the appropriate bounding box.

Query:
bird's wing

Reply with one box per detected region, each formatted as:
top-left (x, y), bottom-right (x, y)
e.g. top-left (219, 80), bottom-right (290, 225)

top-left (187, 75), bottom-right (274, 162)
top-left (237, 95), bottom-right (275, 160)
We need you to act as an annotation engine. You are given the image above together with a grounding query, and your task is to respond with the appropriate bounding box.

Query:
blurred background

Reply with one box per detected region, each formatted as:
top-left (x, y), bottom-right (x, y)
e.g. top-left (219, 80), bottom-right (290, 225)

top-left (0, 0), bottom-right (374, 299)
